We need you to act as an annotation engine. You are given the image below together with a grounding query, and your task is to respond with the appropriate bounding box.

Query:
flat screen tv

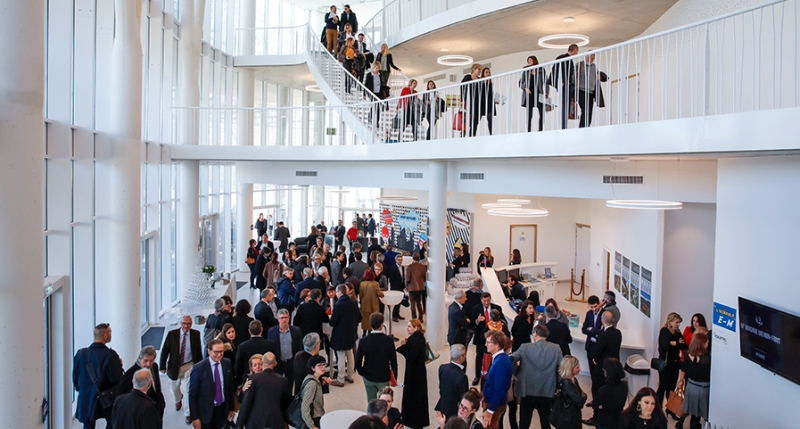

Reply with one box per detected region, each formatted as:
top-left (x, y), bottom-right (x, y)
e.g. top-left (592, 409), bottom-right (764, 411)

top-left (738, 297), bottom-right (800, 385)
top-left (508, 268), bottom-right (520, 281)
top-left (496, 269), bottom-right (508, 284)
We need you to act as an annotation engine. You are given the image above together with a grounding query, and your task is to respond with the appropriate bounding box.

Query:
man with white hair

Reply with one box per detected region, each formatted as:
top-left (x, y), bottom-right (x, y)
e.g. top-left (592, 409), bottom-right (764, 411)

top-left (111, 369), bottom-right (162, 429)
top-left (435, 344), bottom-right (469, 420)
top-left (160, 315), bottom-right (202, 422)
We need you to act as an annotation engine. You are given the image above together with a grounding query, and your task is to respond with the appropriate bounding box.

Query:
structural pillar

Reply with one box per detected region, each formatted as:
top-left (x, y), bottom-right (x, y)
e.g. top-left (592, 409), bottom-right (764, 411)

top-left (179, 161), bottom-right (200, 300)
top-left (237, 184), bottom-right (254, 273)
top-left (0, 1), bottom-right (45, 427)
top-left (94, 0), bottom-right (144, 366)
top-left (427, 161), bottom-right (448, 348)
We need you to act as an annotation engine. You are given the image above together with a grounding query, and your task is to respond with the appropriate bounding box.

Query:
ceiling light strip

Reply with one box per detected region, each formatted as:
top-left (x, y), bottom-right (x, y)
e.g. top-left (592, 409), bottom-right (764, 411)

top-left (606, 200), bottom-right (683, 210)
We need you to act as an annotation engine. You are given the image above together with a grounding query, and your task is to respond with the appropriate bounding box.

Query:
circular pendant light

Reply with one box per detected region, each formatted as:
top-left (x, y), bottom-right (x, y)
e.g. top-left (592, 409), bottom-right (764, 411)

top-left (606, 200), bottom-right (683, 210)
top-left (538, 34), bottom-right (590, 49)
top-left (487, 208), bottom-right (549, 217)
top-left (305, 84), bottom-right (322, 92)
top-left (497, 198), bottom-right (531, 205)
top-left (436, 55), bottom-right (474, 66)
top-left (376, 196), bottom-right (419, 201)
top-left (481, 202), bottom-right (521, 209)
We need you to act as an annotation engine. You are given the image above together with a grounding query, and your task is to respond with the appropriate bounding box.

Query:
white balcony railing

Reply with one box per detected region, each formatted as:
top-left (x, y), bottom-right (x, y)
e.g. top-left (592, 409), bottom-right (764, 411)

top-left (201, 0), bottom-right (798, 147)
top-left (360, 0), bottom-right (480, 45)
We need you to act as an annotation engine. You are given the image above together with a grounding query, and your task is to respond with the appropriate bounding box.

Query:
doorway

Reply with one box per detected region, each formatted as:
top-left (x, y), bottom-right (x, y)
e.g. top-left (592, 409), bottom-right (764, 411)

top-left (509, 224), bottom-right (538, 263)
top-left (575, 224), bottom-right (591, 283)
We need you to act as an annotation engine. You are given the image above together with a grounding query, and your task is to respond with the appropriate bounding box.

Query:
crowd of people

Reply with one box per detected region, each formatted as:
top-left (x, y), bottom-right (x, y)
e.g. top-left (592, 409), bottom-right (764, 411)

top-left (73, 211), bottom-right (711, 429)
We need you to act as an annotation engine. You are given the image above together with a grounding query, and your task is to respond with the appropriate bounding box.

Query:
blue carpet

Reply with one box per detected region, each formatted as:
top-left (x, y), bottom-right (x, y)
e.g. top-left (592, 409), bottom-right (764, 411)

top-left (141, 327), bottom-right (165, 350)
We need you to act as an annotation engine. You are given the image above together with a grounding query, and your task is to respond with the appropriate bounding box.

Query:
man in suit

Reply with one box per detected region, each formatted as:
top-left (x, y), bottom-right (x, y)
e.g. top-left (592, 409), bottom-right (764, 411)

top-left (294, 333), bottom-right (324, 394)
top-left (294, 288), bottom-right (330, 338)
top-left (294, 267), bottom-right (317, 304)
top-left (339, 4), bottom-right (358, 33)
top-left (350, 251), bottom-right (369, 280)
top-left (448, 290), bottom-right (471, 347)
top-left (405, 252), bottom-right (428, 320)
top-left (383, 243), bottom-right (398, 268)
top-left (548, 43), bottom-right (578, 129)
top-left (159, 315), bottom-right (202, 423)
top-left (73, 323), bottom-right (124, 429)
top-left (189, 339), bottom-right (235, 429)
top-left (435, 344), bottom-right (469, 420)
top-left (334, 219), bottom-right (346, 248)
top-left (267, 309), bottom-right (303, 386)
top-left (510, 324), bottom-right (563, 429)
top-left (355, 313), bottom-right (398, 402)
top-left (482, 330), bottom-right (513, 429)
top-left (273, 221), bottom-right (291, 253)
top-left (590, 311), bottom-right (622, 398)
top-left (470, 292), bottom-right (503, 386)
top-left (544, 305), bottom-right (572, 357)
top-left (118, 346), bottom-right (165, 419)
top-left (235, 352), bottom-right (292, 429)
top-left (330, 251), bottom-right (346, 285)
top-left (254, 246), bottom-right (271, 291)
top-left (234, 320), bottom-right (280, 385)
top-left (253, 288), bottom-right (278, 330)
top-left (386, 254), bottom-right (406, 322)
top-left (329, 284), bottom-right (362, 387)
top-left (602, 290), bottom-right (621, 328)
top-left (342, 266), bottom-right (362, 296)
top-left (581, 295), bottom-right (604, 379)
top-left (111, 369), bottom-right (162, 429)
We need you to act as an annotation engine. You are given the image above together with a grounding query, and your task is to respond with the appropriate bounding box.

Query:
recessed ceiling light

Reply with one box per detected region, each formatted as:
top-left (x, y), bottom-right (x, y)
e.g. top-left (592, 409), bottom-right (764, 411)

top-left (538, 34), bottom-right (590, 49)
top-left (305, 85), bottom-right (321, 92)
top-left (606, 200), bottom-right (683, 210)
top-left (440, 48), bottom-right (450, 52)
top-left (563, 17), bottom-right (575, 22)
top-left (437, 55), bottom-right (473, 66)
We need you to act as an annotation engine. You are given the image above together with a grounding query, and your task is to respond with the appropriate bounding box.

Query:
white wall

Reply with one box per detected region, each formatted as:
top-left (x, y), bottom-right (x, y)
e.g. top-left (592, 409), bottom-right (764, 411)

top-left (710, 155), bottom-right (800, 428)
top-left (588, 199), bottom-right (664, 359)
top-left (661, 203), bottom-right (716, 329)
top-left (471, 194), bottom-right (578, 277)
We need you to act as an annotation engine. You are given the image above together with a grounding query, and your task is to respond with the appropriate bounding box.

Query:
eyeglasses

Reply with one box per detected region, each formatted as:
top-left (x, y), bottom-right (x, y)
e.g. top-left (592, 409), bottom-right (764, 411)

top-left (314, 363), bottom-right (328, 368)
top-left (458, 402), bottom-right (473, 412)
top-left (209, 349), bottom-right (224, 355)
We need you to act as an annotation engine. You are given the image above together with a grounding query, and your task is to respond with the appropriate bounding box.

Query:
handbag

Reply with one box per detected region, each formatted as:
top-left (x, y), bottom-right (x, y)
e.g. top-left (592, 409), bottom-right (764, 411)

top-left (538, 94), bottom-right (556, 112)
top-left (245, 256), bottom-right (255, 265)
top-left (425, 342), bottom-right (440, 364)
top-left (83, 349), bottom-right (119, 411)
top-left (452, 109), bottom-right (466, 131)
top-left (286, 378), bottom-right (314, 428)
top-left (392, 112), bottom-right (401, 130)
top-left (666, 390), bottom-right (687, 418)
top-left (650, 357), bottom-right (667, 372)
top-left (400, 293), bottom-right (410, 308)
top-left (568, 100), bottom-right (576, 120)
top-left (389, 369), bottom-right (398, 387)
top-left (549, 380), bottom-right (578, 429)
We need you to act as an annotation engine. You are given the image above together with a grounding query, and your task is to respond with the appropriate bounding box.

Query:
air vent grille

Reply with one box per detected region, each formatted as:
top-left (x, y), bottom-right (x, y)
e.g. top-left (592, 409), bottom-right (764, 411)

top-left (603, 175), bottom-right (643, 184)
top-left (404, 172), bottom-right (423, 179)
top-left (295, 171), bottom-right (318, 177)
top-left (460, 173), bottom-right (485, 180)
top-left (429, 74), bottom-right (446, 82)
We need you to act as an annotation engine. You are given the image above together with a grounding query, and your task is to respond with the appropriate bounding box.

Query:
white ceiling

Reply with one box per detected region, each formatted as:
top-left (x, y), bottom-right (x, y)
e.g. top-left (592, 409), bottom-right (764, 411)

top-left (389, 0), bottom-right (679, 76)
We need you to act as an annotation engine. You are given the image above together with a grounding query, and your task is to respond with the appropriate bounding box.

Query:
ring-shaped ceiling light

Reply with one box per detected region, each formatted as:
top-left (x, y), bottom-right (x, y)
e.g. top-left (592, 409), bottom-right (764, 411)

top-left (305, 85), bottom-right (322, 92)
top-left (376, 196), bottom-right (419, 201)
top-left (606, 200), bottom-right (683, 210)
top-left (481, 203), bottom-right (522, 209)
top-left (487, 208), bottom-right (549, 217)
top-left (497, 198), bottom-right (531, 205)
top-left (538, 34), bottom-right (590, 49)
top-left (437, 55), bottom-right (474, 66)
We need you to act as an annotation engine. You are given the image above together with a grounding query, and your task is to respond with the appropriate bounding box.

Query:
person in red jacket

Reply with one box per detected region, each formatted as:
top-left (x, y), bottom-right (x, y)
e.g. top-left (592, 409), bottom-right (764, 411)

top-left (347, 221), bottom-right (359, 250)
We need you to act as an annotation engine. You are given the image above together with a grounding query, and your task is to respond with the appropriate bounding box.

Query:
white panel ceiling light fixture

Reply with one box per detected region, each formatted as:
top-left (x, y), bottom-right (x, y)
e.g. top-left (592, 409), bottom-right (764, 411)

top-left (538, 34), bottom-right (590, 49)
top-left (376, 196), bottom-right (419, 201)
top-left (606, 200), bottom-right (683, 210)
top-left (436, 54), bottom-right (473, 66)
top-left (481, 202), bottom-right (522, 209)
top-left (487, 208), bottom-right (549, 217)
top-left (497, 198), bottom-right (531, 205)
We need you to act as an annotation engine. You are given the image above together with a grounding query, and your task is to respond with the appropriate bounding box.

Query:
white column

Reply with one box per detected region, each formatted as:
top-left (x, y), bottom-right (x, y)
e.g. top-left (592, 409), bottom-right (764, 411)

top-left (237, 184), bottom-right (254, 273)
top-left (179, 161), bottom-right (200, 300)
top-left (0, 1), bottom-right (45, 427)
top-left (427, 161), bottom-right (448, 348)
top-left (94, 0), bottom-right (144, 365)
top-left (239, 0), bottom-right (256, 56)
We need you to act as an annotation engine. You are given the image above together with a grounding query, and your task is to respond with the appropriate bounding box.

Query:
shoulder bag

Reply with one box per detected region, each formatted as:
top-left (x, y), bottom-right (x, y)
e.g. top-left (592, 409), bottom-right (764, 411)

top-left (650, 357), bottom-right (667, 372)
top-left (549, 379), bottom-right (578, 429)
top-left (425, 342), bottom-right (440, 365)
top-left (286, 378), bottom-right (315, 429)
top-left (83, 348), bottom-right (119, 410)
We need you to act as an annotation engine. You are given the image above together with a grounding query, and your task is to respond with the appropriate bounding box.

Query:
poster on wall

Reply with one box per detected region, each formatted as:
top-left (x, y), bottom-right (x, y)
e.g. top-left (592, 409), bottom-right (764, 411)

top-left (446, 209), bottom-right (471, 264)
top-left (621, 256), bottom-right (631, 300)
top-left (379, 204), bottom-right (429, 255)
top-left (614, 252), bottom-right (622, 293)
top-left (630, 262), bottom-right (641, 309)
top-left (640, 267), bottom-right (652, 318)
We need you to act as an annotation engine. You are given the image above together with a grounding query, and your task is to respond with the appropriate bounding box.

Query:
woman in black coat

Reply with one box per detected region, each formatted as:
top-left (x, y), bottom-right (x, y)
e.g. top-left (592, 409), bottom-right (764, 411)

top-left (591, 358), bottom-right (628, 429)
top-left (396, 319), bottom-right (430, 429)
top-left (656, 312), bottom-right (687, 407)
top-left (519, 55), bottom-right (546, 132)
top-left (510, 300), bottom-right (536, 352)
top-left (477, 68), bottom-right (496, 135)
top-left (231, 300), bottom-right (254, 343)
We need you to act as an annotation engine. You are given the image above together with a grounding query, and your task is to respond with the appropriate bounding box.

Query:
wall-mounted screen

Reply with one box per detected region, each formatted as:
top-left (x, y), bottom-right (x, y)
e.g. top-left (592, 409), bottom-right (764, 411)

top-left (738, 297), bottom-right (800, 385)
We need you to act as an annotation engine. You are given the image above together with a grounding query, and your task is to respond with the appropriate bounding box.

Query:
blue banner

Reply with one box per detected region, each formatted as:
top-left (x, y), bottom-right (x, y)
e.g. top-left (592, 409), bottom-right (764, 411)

top-left (713, 302), bottom-right (737, 332)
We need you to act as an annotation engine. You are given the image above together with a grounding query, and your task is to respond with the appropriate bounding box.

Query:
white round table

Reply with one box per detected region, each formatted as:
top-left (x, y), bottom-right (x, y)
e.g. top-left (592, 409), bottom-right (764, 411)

top-left (320, 409), bottom-right (364, 429)
top-left (381, 290), bottom-right (405, 337)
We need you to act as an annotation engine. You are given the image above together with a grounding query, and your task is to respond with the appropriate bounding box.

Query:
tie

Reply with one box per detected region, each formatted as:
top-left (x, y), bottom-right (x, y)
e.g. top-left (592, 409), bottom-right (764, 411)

top-left (485, 307), bottom-right (490, 324)
top-left (214, 363), bottom-right (223, 406)
top-left (180, 333), bottom-right (186, 363)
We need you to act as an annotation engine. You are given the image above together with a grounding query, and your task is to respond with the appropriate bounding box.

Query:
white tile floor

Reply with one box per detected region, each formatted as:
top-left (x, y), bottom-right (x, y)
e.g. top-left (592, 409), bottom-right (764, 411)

top-left (74, 278), bottom-right (652, 429)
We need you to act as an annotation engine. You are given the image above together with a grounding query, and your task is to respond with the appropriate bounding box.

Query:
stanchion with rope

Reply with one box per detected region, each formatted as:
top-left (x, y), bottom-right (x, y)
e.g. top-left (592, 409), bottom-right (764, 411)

top-left (566, 268), bottom-right (588, 302)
